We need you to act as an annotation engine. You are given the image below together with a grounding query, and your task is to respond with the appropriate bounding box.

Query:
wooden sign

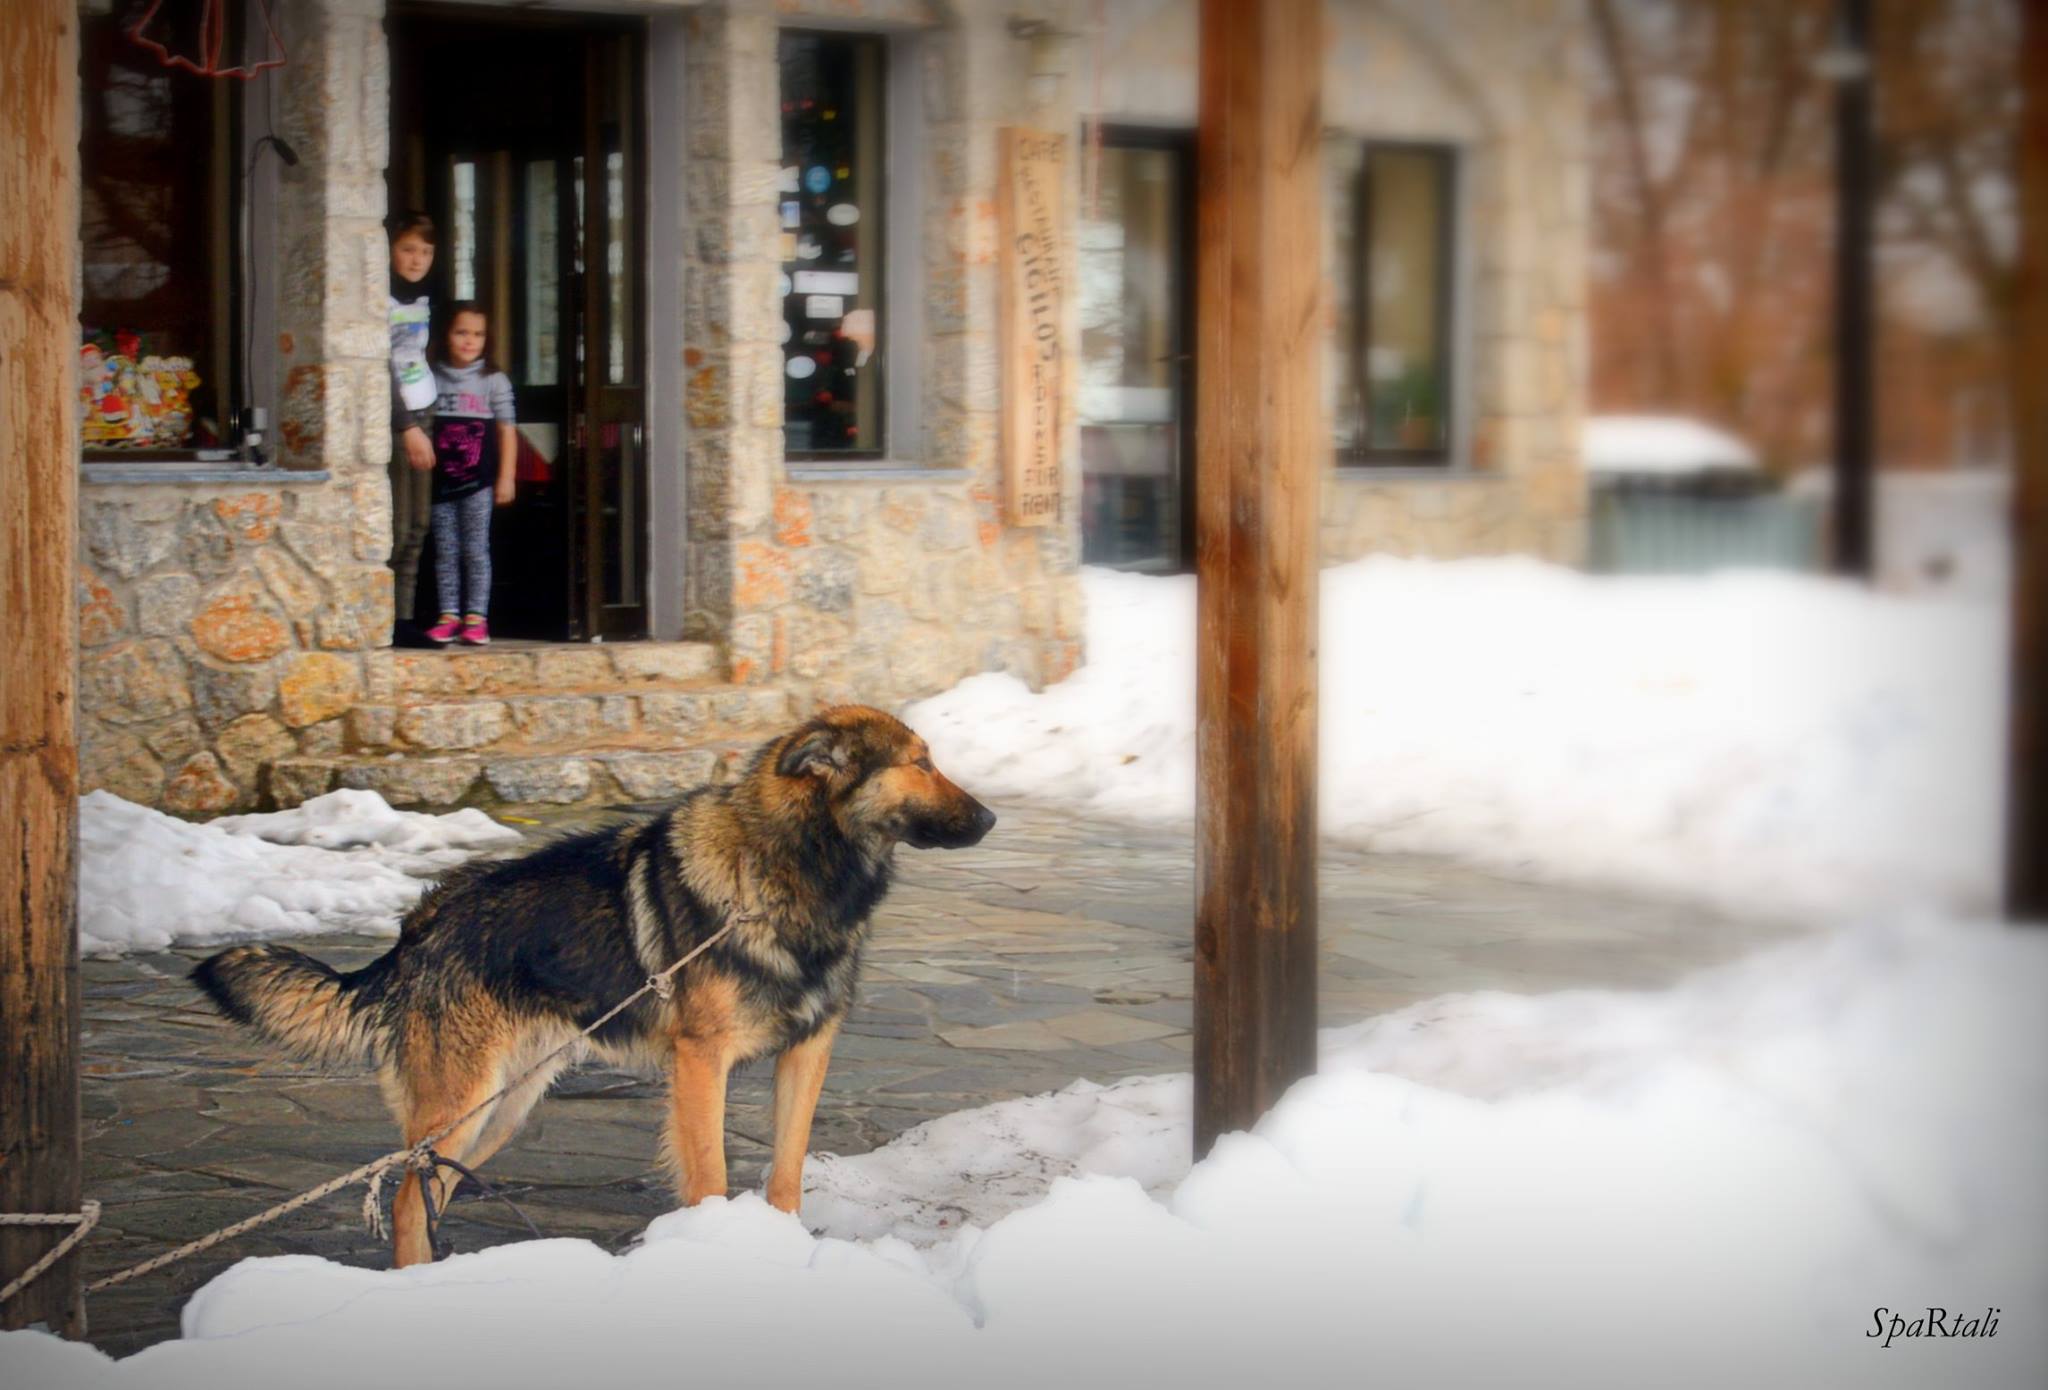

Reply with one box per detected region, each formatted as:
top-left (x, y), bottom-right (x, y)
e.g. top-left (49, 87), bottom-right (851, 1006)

top-left (997, 126), bottom-right (1066, 526)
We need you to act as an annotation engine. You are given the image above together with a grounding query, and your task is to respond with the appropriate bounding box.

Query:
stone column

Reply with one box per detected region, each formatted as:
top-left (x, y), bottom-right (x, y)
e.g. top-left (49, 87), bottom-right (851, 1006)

top-left (265, 0), bottom-right (391, 717)
top-left (919, 4), bottom-right (1085, 685)
top-left (681, 2), bottom-right (786, 677)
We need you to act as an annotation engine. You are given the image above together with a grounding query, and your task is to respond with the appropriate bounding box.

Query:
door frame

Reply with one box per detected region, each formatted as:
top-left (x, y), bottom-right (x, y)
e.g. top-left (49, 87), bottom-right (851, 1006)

top-left (577, 25), bottom-right (651, 640)
top-left (386, 1), bottom-right (653, 642)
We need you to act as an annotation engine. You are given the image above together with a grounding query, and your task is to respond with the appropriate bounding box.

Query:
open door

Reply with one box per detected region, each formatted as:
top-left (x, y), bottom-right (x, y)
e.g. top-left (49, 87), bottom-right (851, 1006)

top-left (389, 6), bottom-right (647, 641)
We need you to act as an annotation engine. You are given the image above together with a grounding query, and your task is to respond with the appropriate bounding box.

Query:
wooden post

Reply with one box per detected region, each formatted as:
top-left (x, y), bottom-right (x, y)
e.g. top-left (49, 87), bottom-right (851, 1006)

top-left (2007, 0), bottom-right (2048, 920)
top-left (1, 0), bottom-right (85, 1337)
top-left (1829, 0), bottom-right (1875, 578)
top-left (1192, 0), bottom-right (1321, 1157)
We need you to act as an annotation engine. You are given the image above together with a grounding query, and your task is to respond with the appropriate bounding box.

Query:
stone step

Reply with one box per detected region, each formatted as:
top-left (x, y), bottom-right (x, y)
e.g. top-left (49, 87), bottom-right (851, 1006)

top-left (369, 641), bottom-right (726, 701)
top-left (271, 739), bottom-right (763, 811)
top-left (345, 685), bottom-right (796, 756)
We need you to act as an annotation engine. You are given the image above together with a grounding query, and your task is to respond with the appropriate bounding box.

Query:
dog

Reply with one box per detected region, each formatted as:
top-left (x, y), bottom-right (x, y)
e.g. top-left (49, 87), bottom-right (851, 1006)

top-left (192, 705), bottom-right (995, 1267)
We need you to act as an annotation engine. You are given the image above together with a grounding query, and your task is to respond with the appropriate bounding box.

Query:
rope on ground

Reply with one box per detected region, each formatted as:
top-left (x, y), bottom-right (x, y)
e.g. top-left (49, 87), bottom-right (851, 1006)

top-left (0, 1203), bottom-right (102, 1306)
top-left (1, 918), bottom-right (744, 1303)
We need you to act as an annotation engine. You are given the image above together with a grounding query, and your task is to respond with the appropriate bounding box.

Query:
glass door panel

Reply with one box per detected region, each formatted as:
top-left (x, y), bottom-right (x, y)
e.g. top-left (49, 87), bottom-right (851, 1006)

top-left (1078, 137), bottom-right (1192, 573)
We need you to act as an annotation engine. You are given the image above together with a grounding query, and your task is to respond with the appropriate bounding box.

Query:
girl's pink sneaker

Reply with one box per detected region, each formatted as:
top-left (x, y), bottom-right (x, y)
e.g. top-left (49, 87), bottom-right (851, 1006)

top-left (458, 616), bottom-right (490, 646)
top-left (423, 614), bottom-right (461, 645)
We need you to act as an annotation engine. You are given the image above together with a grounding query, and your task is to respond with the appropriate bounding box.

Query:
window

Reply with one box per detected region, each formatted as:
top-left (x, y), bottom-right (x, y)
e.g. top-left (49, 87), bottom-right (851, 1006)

top-left (78, 0), bottom-right (273, 461)
top-left (1331, 142), bottom-right (1455, 465)
top-left (1078, 134), bottom-right (1193, 573)
top-left (778, 31), bottom-right (886, 458)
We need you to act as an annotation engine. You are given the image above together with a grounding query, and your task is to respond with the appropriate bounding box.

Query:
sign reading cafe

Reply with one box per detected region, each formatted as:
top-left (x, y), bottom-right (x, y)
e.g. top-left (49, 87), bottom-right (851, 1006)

top-left (998, 127), bottom-right (1066, 526)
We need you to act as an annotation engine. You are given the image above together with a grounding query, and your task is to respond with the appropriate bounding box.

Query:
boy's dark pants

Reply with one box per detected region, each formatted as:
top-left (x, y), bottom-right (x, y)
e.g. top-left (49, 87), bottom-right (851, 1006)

top-left (388, 433), bottom-right (433, 626)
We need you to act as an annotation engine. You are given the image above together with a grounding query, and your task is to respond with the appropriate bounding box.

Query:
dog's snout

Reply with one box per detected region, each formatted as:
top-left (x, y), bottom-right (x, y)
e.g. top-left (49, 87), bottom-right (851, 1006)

top-left (970, 801), bottom-right (997, 838)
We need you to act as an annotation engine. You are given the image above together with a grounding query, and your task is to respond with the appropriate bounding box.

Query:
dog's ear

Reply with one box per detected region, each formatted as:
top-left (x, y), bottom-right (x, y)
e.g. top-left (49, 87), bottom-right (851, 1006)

top-left (777, 725), bottom-right (850, 781)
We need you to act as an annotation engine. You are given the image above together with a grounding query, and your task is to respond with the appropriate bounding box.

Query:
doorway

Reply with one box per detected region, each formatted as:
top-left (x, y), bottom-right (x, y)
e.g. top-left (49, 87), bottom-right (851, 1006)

top-left (1078, 128), bottom-right (1195, 573)
top-left (388, 4), bottom-right (648, 641)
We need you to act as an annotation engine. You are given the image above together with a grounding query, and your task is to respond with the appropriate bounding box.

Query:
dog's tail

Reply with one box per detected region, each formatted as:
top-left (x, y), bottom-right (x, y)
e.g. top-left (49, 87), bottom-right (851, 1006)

top-left (190, 943), bottom-right (392, 1068)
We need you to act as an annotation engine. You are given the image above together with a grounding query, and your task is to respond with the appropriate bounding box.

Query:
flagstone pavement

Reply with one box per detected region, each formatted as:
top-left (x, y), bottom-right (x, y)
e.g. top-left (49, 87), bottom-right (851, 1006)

top-left (71, 802), bottom-right (1798, 1354)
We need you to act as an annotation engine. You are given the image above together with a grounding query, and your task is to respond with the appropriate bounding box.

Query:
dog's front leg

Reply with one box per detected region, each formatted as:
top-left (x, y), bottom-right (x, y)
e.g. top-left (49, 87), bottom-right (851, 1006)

top-left (766, 1017), bottom-right (841, 1215)
top-left (667, 1037), bottom-right (731, 1205)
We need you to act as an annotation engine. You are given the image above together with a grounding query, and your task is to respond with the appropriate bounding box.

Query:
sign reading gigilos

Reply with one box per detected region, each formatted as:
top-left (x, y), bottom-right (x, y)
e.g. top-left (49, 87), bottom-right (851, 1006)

top-left (998, 127), bottom-right (1066, 527)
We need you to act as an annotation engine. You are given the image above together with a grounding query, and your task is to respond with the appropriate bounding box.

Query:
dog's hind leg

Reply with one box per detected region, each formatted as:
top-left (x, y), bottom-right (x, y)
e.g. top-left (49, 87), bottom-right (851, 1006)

top-left (765, 1017), bottom-right (841, 1215)
top-left (665, 1036), bottom-right (732, 1206)
top-left (390, 1052), bottom-right (511, 1268)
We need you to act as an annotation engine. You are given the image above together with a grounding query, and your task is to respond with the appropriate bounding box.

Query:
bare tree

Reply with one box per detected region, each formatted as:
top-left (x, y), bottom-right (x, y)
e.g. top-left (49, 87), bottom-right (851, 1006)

top-left (1587, 0), bottom-right (2022, 473)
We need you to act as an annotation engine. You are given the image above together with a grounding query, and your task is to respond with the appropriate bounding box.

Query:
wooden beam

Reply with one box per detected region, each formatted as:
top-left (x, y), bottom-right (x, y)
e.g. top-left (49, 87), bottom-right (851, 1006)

top-left (0, 0), bottom-right (84, 1337)
top-left (2007, 0), bottom-right (2048, 920)
top-left (1192, 0), bottom-right (1321, 1157)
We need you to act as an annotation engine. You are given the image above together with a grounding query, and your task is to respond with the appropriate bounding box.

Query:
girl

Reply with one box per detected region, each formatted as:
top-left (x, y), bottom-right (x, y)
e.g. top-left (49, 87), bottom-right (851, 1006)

top-left (424, 303), bottom-right (517, 646)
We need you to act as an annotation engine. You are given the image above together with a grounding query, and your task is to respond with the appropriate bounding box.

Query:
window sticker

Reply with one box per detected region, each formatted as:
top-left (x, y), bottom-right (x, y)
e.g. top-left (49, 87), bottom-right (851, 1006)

top-left (793, 270), bottom-right (858, 296)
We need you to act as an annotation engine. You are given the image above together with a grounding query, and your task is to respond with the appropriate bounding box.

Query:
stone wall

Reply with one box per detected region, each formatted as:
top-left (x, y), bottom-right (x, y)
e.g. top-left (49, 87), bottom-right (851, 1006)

top-left (78, 483), bottom-right (386, 810)
top-left (1319, 0), bottom-right (1588, 565)
top-left (76, 0), bottom-right (395, 813)
top-left (680, 1), bottom-right (1085, 710)
top-left (1094, 0), bottom-right (1589, 567)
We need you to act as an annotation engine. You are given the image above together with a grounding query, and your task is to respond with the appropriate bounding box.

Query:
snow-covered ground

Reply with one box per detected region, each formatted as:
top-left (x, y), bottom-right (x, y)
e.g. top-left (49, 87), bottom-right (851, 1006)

top-left (909, 558), bottom-right (2003, 925)
top-left (30, 556), bottom-right (2029, 1386)
top-left (77, 789), bottom-right (520, 956)
top-left (9, 917), bottom-right (2042, 1389)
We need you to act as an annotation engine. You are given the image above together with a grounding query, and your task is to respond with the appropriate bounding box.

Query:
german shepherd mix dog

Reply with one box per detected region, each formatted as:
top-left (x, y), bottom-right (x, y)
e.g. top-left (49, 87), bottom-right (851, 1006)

top-left (193, 706), bottom-right (995, 1267)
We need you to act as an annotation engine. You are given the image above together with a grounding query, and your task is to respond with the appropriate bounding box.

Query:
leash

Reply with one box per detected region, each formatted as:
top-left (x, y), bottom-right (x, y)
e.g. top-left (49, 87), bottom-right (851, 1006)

top-left (1, 916), bottom-right (745, 1303)
top-left (0, 1204), bottom-right (100, 1306)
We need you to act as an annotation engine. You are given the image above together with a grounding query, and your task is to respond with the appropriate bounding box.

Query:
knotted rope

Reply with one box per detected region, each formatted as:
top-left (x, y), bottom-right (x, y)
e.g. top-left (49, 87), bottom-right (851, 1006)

top-left (1, 918), bottom-right (743, 1302)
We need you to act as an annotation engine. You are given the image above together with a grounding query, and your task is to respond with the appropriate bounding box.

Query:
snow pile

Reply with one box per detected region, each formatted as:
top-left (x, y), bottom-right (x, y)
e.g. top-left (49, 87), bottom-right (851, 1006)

top-left (7, 918), bottom-right (2042, 1388)
top-left (77, 790), bottom-right (519, 956)
top-left (909, 558), bottom-right (2003, 923)
top-left (1793, 467), bottom-right (2012, 603)
top-left (212, 789), bottom-right (521, 867)
top-left (1583, 413), bottom-right (1759, 477)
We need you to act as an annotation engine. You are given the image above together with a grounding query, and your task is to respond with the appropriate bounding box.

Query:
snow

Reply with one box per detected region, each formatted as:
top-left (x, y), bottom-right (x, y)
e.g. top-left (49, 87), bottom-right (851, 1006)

top-left (1583, 413), bottom-right (1759, 477)
top-left (34, 537), bottom-right (2028, 1383)
top-left (1791, 467), bottom-right (2012, 603)
top-left (76, 790), bottom-right (520, 957)
top-left (7, 917), bottom-right (2041, 1389)
top-left (907, 558), bottom-right (2003, 925)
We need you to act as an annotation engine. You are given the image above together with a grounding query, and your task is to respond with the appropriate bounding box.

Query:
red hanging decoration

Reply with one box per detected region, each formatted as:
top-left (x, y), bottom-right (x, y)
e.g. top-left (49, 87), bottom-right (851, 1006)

top-left (126, 0), bottom-right (286, 80)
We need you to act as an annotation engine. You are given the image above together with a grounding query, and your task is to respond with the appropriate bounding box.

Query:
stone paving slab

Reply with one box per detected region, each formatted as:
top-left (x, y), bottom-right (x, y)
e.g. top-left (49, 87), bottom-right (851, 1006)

top-left (66, 801), bottom-right (1797, 1355)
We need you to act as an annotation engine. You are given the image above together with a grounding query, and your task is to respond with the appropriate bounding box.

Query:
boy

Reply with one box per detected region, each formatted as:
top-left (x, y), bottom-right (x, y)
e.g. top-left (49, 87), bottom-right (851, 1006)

top-left (388, 213), bottom-right (437, 632)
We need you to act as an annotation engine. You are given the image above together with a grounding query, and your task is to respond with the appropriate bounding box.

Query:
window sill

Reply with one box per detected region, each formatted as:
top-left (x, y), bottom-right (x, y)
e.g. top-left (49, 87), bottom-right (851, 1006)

top-left (784, 463), bottom-right (970, 484)
top-left (82, 462), bottom-right (331, 486)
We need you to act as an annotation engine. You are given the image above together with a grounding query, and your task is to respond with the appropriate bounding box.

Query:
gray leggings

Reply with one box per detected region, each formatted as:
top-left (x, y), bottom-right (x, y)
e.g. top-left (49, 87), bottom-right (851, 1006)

top-left (432, 488), bottom-right (495, 618)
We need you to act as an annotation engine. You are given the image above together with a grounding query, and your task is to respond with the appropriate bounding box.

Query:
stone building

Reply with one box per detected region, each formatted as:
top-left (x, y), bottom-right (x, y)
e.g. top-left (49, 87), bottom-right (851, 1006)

top-left (73, 0), bottom-right (1586, 814)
